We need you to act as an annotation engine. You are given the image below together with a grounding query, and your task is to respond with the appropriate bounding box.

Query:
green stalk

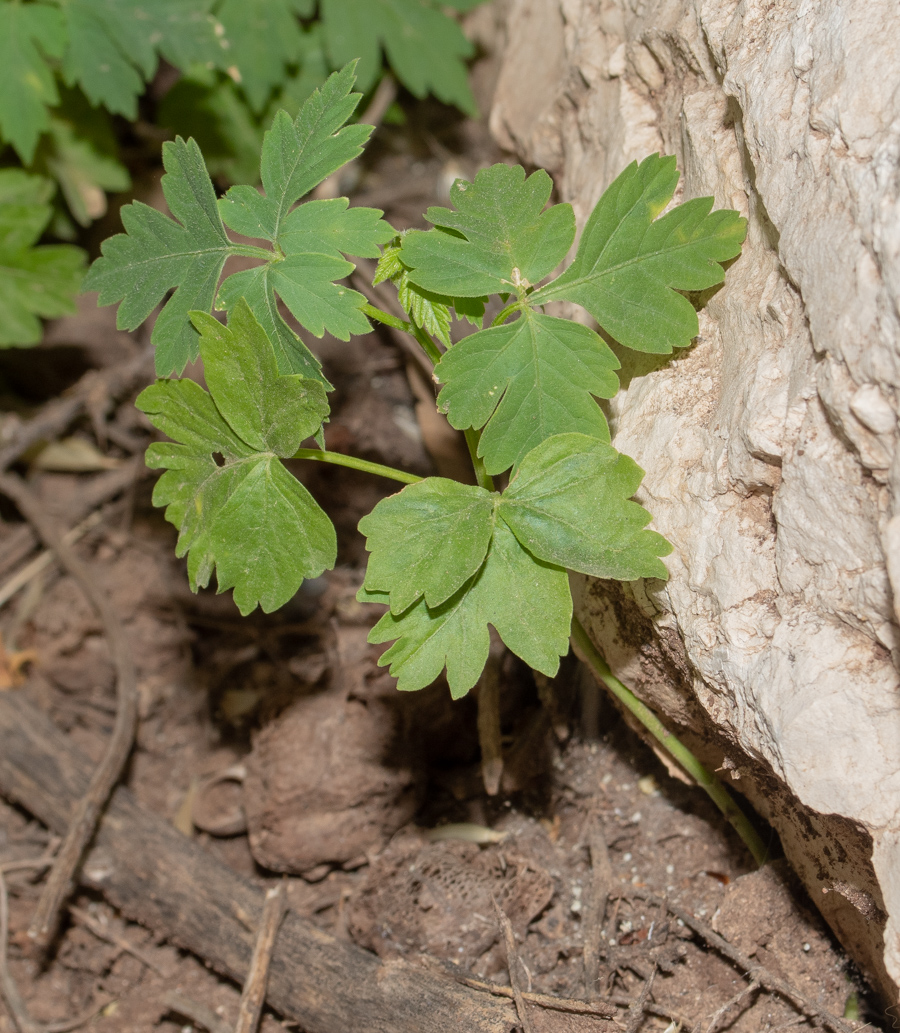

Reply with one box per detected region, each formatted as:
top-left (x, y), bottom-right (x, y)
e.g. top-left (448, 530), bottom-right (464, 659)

top-left (362, 303), bottom-right (413, 335)
top-left (464, 429), bottom-right (495, 492)
top-left (570, 616), bottom-right (770, 867)
top-left (292, 448), bottom-right (422, 485)
top-left (409, 321), bottom-right (444, 366)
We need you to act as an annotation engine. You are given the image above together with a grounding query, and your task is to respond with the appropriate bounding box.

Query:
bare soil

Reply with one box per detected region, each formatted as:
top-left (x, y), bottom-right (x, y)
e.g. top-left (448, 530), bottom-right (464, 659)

top-left (0, 88), bottom-right (883, 1033)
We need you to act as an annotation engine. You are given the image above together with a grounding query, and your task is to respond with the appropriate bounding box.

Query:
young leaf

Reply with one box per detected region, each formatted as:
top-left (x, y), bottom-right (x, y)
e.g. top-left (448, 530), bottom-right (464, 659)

top-left (320, 0), bottom-right (480, 115)
top-left (215, 0), bottom-right (314, 113)
top-left (436, 310), bottom-right (620, 474)
top-left (218, 63), bottom-right (372, 243)
top-left (84, 136), bottom-right (237, 376)
top-left (359, 478), bottom-right (496, 613)
top-left (374, 239), bottom-right (483, 347)
top-left (0, 171), bottom-right (86, 347)
top-left (363, 521), bottom-right (571, 698)
top-left (531, 154), bottom-right (747, 354)
top-left (136, 300), bottom-right (335, 614)
top-left (59, 0), bottom-right (226, 119)
top-left (0, 1), bottom-right (65, 163)
top-left (399, 164), bottom-right (575, 297)
top-left (499, 433), bottom-right (671, 581)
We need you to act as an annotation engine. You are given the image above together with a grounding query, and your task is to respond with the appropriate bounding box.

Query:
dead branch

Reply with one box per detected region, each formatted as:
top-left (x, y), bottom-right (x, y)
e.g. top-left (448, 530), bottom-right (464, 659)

top-left (623, 965), bottom-right (656, 1033)
top-left (0, 346), bottom-right (153, 475)
top-left (235, 883), bottom-right (287, 1033)
top-left (704, 980), bottom-right (760, 1033)
top-left (68, 904), bottom-right (169, 977)
top-left (0, 473), bottom-right (138, 951)
top-left (583, 815), bottom-right (614, 1000)
top-left (0, 691), bottom-right (519, 1033)
top-left (624, 890), bottom-right (853, 1033)
top-left (494, 901), bottom-right (535, 1033)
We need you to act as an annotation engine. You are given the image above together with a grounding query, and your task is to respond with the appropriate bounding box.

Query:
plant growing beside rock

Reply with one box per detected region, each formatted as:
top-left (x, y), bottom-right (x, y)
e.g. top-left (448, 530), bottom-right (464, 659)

top-left (86, 65), bottom-right (767, 863)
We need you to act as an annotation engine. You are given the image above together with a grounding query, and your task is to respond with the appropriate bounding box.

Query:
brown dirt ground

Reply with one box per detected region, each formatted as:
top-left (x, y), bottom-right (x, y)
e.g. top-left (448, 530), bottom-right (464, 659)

top-left (0, 79), bottom-right (885, 1033)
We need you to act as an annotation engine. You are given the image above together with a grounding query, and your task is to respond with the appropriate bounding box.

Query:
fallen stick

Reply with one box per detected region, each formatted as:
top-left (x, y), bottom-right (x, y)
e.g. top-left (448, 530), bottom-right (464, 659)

top-left (0, 691), bottom-right (518, 1033)
top-left (0, 472), bottom-right (138, 951)
top-left (235, 882), bottom-right (286, 1033)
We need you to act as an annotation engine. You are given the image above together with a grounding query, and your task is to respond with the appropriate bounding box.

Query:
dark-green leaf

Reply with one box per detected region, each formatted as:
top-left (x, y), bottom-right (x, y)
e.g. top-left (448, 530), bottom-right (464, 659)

top-left (400, 164), bottom-right (575, 297)
top-left (436, 310), bottom-right (619, 474)
top-left (500, 433), bottom-right (671, 581)
top-left (532, 154), bottom-right (747, 354)
top-left (364, 520), bottom-right (571, 698)
top-left (359, 478), bottom-right (496, 613)
top-left (84, 136), bottom-right (235, 376)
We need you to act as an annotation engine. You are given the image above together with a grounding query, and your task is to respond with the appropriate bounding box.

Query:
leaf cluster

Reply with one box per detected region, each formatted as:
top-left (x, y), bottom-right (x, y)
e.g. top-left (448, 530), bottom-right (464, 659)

top-left (0, 169), bottom-right (85, 347)
top-left (95, 65), bottom-right (746, 697)
top-left (0, 0), bottom-right (485, 228)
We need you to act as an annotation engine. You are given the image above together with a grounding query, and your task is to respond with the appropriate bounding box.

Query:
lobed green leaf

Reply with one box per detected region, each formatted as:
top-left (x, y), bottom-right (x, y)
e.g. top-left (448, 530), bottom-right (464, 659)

top-left (436, 310), bottom-right (619, 474)
top-left (364, 521), bottom-right (571, 698)
top-left (360, 479), bottom-right (496, 613)
top-left (137, 301), bottom-right (335, 614)
top-left (0, 170), bottom-right (85, 347)
top-left (400, 164), bottom-right (575, 298)
top-left (500, 433), bottom-right (671, 581)
top-left (84, 135), bottom-right (234, 376)
top-left (532, 153), bottom-right (747, 354)
top-left (321, 0), bottom-right (479, 114)
top-left (0, 1), bottom-right (65, 163)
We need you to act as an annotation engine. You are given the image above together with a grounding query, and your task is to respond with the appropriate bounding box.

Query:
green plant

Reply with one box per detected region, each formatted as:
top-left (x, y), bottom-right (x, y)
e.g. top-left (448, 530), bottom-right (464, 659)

top-left (87, 66), bottom-right (767, 863)
top-left (0, 0), bottom-right (486, 347)
top-left (0, 167), bottom-right (85, 347)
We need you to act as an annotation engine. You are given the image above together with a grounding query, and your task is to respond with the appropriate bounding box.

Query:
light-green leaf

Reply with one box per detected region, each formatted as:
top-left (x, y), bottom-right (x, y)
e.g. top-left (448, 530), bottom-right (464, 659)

top-left (0, 170), bottom-right (86, 347)
top-left (400, 164), bottom-right (575, 298)
top-left (84, 136), bottom-right (236, 376)
top-left (190, 303), bottom-right (329, 453)
top-left (320, 0), bottom-right (479, 114)
top-left (436, 310), bottom-right (619, 474)
top-left (500, 433), bottom-right (671, 581)
top-left (364, 520), bottom-right (571, 698)
top-left (359, 478), bottom-right (496, 613)
top-left (136, 301), bottom-right (335, 614)
top-left (532, 153), bottom-right (747, 354)
top-left (0, 1), bottom-right (65, 163)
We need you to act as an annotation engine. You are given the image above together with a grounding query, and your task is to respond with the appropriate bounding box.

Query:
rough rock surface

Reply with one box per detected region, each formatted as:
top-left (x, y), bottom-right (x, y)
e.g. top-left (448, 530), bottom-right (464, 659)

top-left (487, 0), bottom-right (900, 1002)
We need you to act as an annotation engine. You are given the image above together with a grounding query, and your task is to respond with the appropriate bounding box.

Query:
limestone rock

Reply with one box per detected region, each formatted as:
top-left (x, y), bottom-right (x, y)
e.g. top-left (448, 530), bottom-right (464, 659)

top-left (490, 0), bottom-right (900, 1002)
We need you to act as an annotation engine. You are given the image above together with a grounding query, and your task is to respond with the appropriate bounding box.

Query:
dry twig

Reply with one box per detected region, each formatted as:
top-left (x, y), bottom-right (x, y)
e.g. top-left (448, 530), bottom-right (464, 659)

top-left (704, 979), bottom-right (760, 1033)
top-left (624, 965), bottom-right (656, 1033)
top-left (0, 473), bottom-right (138, 951)
top-left (625, 890), bottom-right (853, 1033)
top-left (428, 958), bottom-right (617, 1018)
top-left (0, 346), bottom-right (153, 475)
top-left (494, 900), bottom-right (534, 1033)
top-left (1, 864), bottom-right (44, 1033)
top-left (235, 882), bottom-right (287, 1033)
top-left (583, 815), bottom-right (614, 1000)
top-left (68, 904), bottom-right (169, 977)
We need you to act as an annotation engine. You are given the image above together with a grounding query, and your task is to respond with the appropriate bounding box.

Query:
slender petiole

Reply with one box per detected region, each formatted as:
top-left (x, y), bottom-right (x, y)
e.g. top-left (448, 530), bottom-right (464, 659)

top-left (571, 616), bottom-right (770, 867)
top-left (362, 303), bottom-right (413, 335)
top-left (291, 448), bottom-right (423, 485)
top-left (464, 428), bottom-right (495, 492)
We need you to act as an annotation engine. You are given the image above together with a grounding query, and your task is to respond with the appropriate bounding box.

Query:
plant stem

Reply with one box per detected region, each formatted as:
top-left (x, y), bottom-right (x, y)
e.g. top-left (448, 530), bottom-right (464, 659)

top-left (362, 303), bottom-right (413, 335)
top-left (464, 429), bottom-right (495, 492)
top-left (570, 616), bottom-right (770, 867)
top-left (409, 322), bottom-right (444, 366)
top-left (291, 449), bottom-right (422, 485)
